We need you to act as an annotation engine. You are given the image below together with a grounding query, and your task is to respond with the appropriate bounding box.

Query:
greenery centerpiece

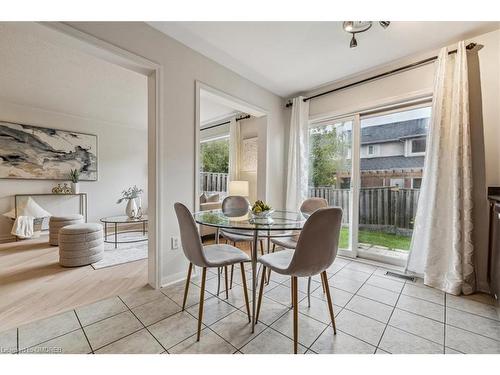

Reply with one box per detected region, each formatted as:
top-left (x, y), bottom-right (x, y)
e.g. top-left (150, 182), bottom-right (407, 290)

top-left (117, 185), bottom-right (144, 219)
top-left (250, 200), bottom-right (274, 223)
top-left (69, 169), bottom-right (80, 194)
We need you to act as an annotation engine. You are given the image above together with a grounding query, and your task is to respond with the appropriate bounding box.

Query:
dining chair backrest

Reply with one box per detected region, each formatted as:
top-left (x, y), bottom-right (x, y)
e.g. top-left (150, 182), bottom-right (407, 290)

top-left (222, 196), bottom-right (250, 217)
top-left (286, 207), bottom-right (343, 277)
top-left (300, 197), bottom-right (328, 216)
top-left (174, 202), bottom-right (208, 268)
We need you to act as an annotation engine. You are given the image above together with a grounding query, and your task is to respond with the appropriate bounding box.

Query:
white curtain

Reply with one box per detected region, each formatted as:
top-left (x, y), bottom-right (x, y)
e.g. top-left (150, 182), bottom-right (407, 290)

top-left (285, 96), bottom-right (310, 211)
top-left (228, 117), bottom-right (240, 182)
top-left (406, 41), bottom-right (475, 295)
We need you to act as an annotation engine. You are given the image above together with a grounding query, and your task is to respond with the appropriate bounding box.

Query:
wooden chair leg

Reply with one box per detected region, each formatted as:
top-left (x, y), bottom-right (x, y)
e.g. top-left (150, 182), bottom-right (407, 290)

top-left (230, 264), bottom-right (234, 289)
top-left (240, 262), bottom-right (251, 322)
top-left (259, 240), bottom-right (264, 256)
top-left (224, 266), bottom-right (229, 299)
top-left (292, 276), bottom-right (298, 354)
top-left (321, 273), bottom-right (326, 294)
top-left (181, 263), bottom-right (193, 311)
top-left (321, 271), bottom-right (336, 334)
top-left (197, 267), bottom-right (207, 341)
top-left (266, 268), bottom-right (271, 285)
top-left (255, 266), bottom-right (267, 323)
top-left (307, 276), bottom-right (312, 308)
top-left (272, 243), bottom-right (276, 252)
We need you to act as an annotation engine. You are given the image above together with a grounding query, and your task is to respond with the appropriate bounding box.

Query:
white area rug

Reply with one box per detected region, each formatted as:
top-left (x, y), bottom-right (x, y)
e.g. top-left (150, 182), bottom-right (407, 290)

top-left (92, 232), bottom-right (147, 269)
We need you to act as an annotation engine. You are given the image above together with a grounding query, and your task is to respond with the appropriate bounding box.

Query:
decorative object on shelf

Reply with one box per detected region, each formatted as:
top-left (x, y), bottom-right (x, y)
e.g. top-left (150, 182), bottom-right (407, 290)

top-left (0, 120), bottom-right (97, 180)
top-left (250, 200), bottom-right (274, 223)
top-left (69, 169), bottom-right (80, 194)
top-left (52, 184), bottom-right (63, 194)
top-left (117, 185), bottom-right (144, 219)
top-left (342, 21), bottom-right (390, 48)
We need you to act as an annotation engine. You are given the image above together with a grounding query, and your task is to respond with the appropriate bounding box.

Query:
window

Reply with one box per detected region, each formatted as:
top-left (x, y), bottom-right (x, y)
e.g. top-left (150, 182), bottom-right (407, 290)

top-left (368, 145), bottom-right (375, 156)
top-left (200, 138), bottom-right (229, 173)
top-left (390, 178), bottom-right (404, 188)
top-left (408, 138), bottom-right (426, 156)
top-left (412, 178), bottom-right (422, 189)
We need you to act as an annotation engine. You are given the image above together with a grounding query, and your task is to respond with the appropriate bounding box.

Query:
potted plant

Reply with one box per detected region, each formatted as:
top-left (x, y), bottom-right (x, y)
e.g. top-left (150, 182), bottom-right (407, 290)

top-left (117, 185), bottom-right (144, 219)
top-left (69, 169), bottom-right (80, 194)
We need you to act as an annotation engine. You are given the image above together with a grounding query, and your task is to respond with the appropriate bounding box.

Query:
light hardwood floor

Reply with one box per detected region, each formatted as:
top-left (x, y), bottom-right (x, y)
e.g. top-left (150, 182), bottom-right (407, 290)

top-left (0, 235), bottom-right (147, 333)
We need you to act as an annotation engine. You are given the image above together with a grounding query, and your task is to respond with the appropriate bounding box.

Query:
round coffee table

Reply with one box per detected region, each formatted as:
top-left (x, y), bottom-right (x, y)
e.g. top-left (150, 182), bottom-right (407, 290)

top-left (100, 215), bottom-right (148, 249)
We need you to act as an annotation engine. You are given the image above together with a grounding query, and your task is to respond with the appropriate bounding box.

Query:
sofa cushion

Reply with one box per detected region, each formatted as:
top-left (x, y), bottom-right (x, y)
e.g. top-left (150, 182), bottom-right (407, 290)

top-left (200, 193), bottom-right (208, 204)
top-left (206, 193), bottom-right (220, 203)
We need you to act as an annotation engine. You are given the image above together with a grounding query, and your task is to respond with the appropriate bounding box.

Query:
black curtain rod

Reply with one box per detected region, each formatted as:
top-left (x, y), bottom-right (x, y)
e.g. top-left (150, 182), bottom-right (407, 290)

top-left (200, 114), bottom-right (251, 131)
top-left (285, 42), bottom-right (477, 108)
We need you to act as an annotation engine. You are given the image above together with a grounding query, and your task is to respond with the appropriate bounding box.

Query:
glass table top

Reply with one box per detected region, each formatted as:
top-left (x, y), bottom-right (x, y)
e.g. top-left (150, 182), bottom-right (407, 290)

top-left (193, 209), bottom-right (306, 231)
top-left (100, 215), bottom-right (148, 223)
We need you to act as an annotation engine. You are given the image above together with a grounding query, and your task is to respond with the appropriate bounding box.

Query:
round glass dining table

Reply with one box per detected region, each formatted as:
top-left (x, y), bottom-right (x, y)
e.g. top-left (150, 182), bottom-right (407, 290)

top-left (193, 209), bottom-right (307, 333)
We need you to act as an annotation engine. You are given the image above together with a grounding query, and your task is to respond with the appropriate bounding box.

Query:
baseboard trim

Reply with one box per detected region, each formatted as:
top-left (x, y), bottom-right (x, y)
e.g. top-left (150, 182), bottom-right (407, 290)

top-left (0, 234), bottom-right (16, 243)
top-left (160, 267), bottom-right (200, 288)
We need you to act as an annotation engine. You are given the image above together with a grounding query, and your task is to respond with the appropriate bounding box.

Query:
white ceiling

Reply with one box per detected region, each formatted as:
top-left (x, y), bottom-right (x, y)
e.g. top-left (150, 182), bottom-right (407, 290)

top-left (200, 93), bottom-right (239, 125)
top-left (149, 21), bottom-right (499, 97)
top-left (0, 23), bottom-right (147, 129)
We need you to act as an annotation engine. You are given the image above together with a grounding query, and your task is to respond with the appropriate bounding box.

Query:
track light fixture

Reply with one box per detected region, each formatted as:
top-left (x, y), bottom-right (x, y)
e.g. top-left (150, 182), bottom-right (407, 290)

top-left (342, 21), bottom-right (390, 48)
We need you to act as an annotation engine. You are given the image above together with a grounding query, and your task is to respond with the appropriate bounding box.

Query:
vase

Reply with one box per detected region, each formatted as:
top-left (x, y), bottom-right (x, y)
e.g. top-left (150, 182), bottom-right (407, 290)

top-left (71, 182), bottom-right (80, 194)
top-left (135, 197), bottom-right (143, 218)
top-left (126, 198), bottom-right (138, 219)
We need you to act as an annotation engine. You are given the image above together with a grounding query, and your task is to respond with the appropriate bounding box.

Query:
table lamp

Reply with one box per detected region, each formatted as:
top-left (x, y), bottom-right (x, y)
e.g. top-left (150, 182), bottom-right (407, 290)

top-left (228, 180), bottom-right (249, 197)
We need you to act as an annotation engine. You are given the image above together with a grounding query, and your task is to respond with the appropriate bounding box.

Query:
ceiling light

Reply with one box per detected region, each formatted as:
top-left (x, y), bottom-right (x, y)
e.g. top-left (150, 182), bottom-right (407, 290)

top-left (342, 21), bottom-right (390, 48)
top-left (350, 34), bottom-right (358, 48)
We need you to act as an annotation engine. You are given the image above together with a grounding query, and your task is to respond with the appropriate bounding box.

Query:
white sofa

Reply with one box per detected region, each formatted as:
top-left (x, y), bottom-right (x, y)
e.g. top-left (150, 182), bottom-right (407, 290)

top-left (199, 192), bottom-right (224, 237)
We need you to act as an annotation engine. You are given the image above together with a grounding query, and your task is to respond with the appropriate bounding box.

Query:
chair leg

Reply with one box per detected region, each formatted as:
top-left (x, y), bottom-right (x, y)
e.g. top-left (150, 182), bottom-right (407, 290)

top-left (240, 262), bottom-right (251, 322)
top-left (266, 268), bottom-right (271, 285)
top-left (230, 264), bottom-right (234, 289)
top-left (224, 266), bottom-right (229, 299)
top-left (197, 267), bottom-right (207, 341)
top-left (260, 240), bottom-right (264, 256)
top-left (182, 263), bottom-right (193, 311)
top-left (272, 243), bottom-right (276, 252)
top-left (321, 271), bottom-right (336, 334)
top-left (292, 276), bottom-right (298, 354)
top-left (321, 274), bottom-right (326, 294)
top-left (255, 265), bottom-right (267, 323)
top-left (307, 276), bottom-right (312, 308)
top-left (217, 268), bottom-right (221, 296)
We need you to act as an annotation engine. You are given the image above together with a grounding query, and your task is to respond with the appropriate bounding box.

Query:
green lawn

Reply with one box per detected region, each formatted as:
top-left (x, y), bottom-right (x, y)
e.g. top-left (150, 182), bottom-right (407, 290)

top-left (339, 228), bottom-right (411, 251)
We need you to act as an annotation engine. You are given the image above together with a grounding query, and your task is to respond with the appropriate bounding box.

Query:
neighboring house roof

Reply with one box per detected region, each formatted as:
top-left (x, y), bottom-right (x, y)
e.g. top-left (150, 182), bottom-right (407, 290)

top-left (361, 118), bottom-right (428, 145)
top-left (361, 155), bottom-right (425, 171)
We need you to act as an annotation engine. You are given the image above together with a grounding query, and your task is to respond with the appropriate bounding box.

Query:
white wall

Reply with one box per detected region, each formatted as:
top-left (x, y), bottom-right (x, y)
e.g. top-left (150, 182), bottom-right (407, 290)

top-left (298, 28), bottom-right (500, 293)
top-left (65, 22), bottom-right (287, 286)
top-left (0, 100), bottom-right (148, 241)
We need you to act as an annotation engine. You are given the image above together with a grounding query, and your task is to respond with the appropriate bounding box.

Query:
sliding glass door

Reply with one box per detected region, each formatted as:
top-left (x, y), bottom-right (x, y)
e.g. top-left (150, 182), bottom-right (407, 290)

top-left (308, 104), bottom-right (431, 264)
top-left (356, 106), bottom-right (431, 264)
top-left (308, 115), bottom-right (359, 257)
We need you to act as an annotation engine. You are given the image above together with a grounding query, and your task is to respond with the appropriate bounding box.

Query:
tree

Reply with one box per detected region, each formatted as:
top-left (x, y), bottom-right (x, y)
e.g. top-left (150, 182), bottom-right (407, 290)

top-left (200, 139), bottom-right (229, 173)
top-left (309, 126), bottom-right (350, 187)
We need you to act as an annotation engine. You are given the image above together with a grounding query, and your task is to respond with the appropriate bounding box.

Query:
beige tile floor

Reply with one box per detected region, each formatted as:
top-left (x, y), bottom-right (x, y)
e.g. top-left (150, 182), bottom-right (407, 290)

top-left (1, 256), bottom-right (499, 354)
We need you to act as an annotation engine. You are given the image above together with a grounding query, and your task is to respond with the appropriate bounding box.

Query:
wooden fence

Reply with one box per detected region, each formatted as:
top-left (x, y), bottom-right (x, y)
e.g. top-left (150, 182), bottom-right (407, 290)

top-left (308, 186), bottom-right (420, 231)
top-left (200, 172), bottom-right (228, 193)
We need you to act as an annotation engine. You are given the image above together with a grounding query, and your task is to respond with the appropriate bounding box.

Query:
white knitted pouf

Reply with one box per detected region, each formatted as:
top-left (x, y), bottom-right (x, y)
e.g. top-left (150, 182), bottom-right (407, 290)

top-left (58, 223), bottom-right (104, 267)
top-left (49, 214), bottom-right (84, 246)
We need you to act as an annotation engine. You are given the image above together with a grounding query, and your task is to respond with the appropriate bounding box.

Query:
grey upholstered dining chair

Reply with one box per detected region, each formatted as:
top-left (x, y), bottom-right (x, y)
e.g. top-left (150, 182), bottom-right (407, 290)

top-left (270, 197), bottom-right (328, 250)
top-left (174, 202), bottom-right (251, 341)
top-left (269, 197), bottom-right (328, 305)
top-left (220, 196), bottom-right (265, 290)
top-left (255, 207), bottom-right (343, 354)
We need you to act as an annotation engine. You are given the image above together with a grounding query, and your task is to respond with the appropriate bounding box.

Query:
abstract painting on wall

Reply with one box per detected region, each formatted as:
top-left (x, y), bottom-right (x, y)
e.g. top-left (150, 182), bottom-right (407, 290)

top-left (0, 121), bottom-right (97, 180)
